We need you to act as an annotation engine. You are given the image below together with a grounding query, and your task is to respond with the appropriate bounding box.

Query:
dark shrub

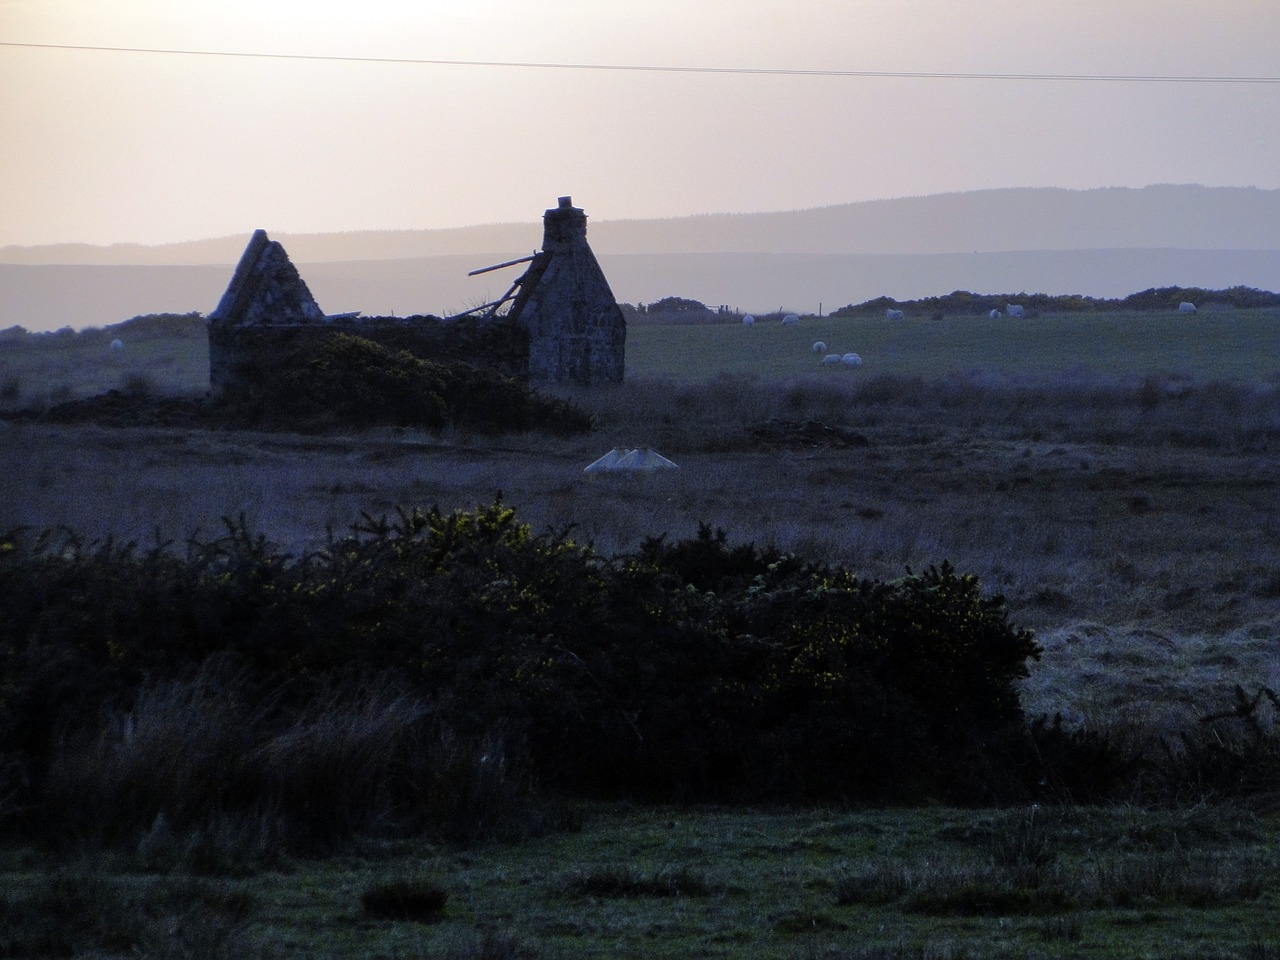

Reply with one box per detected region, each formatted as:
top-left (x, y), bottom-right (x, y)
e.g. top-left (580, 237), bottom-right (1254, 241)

top-left (213, 332), bottom-right (591, 434)
top-left (1021, 715), bottom-right (1136, 804)
top-left (361, 878), bottom-right (448, 922)
top-left (276, 333), bottom-right (451, 428)
top-left (1, 501), bottom-right (1048, 844)
top-left (1145, 686), bottom-right (1280, 803)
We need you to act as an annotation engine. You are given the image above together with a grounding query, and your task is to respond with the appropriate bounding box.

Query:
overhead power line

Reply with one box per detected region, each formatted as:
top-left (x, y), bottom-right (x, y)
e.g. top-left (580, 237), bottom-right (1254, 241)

top-left (3, 40), bottom-right (1279, 84)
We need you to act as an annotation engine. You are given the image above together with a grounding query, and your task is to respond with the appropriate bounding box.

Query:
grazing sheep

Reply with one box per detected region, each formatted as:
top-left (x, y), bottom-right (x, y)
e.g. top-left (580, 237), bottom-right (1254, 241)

top-left (988, 309), bottom-right (1000, 319)
top-left (742, 314), bottom-right (755, 325)
top-left (822, 354), bottom-right (843, 365)
top-left (109, 338), bottom-right (124, 352)
top-left (1006, 304), bottom-right (1025, 318)
top-left (842, 353), bottom-right (862, 367)
top-left (781, 314), bottom-right (799, 326)
top-left (1179, 301), bottom-right (1197, 313)
top-left (812, 341), bottom-right (827, 353)
top-left (885, 309), bottom-right (904, 320)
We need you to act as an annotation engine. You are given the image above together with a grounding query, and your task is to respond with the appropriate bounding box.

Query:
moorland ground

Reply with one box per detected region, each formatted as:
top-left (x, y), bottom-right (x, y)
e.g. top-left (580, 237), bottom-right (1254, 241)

top-left (3, 310), bottom-right (1278, 732)
top-left (1, 309), bottom-right (1278, 958)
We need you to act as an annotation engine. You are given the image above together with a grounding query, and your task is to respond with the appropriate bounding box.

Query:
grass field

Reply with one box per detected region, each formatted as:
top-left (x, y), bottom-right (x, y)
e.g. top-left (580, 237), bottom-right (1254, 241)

top-left (0, 317), bottom-right (208, 408)
top-left (628, 308), bottom-right (1280, 383)
top-left (3, 803), bottom-right (1278, 959)
top-left (2, 307), bottom-right (1279, 408)
top-left (2, 309), bottom-right (1279, 959)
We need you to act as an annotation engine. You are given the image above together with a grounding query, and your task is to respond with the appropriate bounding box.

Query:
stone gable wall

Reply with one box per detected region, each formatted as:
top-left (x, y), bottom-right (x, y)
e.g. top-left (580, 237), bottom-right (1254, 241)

top-left (507, 198), bottom-right (627, 386)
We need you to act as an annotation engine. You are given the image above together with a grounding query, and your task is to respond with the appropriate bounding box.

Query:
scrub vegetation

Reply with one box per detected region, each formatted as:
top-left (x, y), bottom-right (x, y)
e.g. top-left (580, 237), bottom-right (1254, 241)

top-left (1, 304), bottom-right (1279, 958)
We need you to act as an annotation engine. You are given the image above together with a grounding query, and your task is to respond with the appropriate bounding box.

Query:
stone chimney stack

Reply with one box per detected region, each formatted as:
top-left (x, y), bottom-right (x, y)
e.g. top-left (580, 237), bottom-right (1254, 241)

top-left (541, 196), bottom-right (588, 251)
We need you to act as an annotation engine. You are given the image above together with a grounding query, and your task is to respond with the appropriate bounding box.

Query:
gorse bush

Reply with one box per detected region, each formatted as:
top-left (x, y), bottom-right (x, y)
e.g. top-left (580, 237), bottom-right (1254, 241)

top-left (216, 333), bottom-right (592, 434)
top-left (281, 333), bottom-right (451, 428)
top-left (27, 499), bottom-right (1262, 847)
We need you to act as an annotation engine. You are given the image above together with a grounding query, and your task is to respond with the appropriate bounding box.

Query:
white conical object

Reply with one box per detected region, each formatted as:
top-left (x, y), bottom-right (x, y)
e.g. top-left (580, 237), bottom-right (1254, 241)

top-left (583, 448), bottom-right (628, 473)
top-left (613, 447), bottom-right (679, 472)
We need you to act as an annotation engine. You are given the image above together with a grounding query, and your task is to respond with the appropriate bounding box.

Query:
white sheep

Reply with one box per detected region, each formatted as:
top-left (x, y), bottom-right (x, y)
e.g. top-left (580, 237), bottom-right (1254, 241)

top-left (109, 338), bottom-right (124, 352)
top-left (1179, 301), bottom-right (1197, 313)
top-left (821, 354), bottom-right (843, 365)
top-left (885, 308), bottom-right (904, 320)
top-left (1006, 304), bottom-right (1025, 318)
top-left (842, 353), bottom-right (862, 367)
top-left (742, 314), bottom-right (755, 325)
top-left (988, 309), bottom-right (1000, 319)
top-left (812, 341), bottom-right (827, 353)
top-left (781, 314), bottom-right (799, 326)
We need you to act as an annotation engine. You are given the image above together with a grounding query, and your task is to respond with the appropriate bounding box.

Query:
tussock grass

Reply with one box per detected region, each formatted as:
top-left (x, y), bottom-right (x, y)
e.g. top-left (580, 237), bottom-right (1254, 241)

top-left (833, 804), bottom-right (1274, 917)
top-left (835, 850), bottom-right (1266, 916)
top-left (435, 932), bottom-right (544, 959)
top-left (0, 869), bottom-right (260, 959)
top-left (800, 944), bottom-right (986, 960)
top-left (34, 666), bottom-right (540, 859)
top-left (561, 863), bottom-right (713, 899)
top-left (360, 876), bottom-right (449, 922)
top-left (43, 658), bottom-right (259, 845)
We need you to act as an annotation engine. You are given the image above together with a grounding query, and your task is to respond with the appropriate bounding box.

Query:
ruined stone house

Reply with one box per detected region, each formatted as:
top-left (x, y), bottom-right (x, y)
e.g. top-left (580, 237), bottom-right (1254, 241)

top-left (206, 197), bottom-right (625, 397)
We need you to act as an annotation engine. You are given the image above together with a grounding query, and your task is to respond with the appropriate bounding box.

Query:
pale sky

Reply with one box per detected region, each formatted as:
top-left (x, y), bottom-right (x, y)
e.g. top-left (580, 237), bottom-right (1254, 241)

top-left (2, 0), bottom-right (1278, 247)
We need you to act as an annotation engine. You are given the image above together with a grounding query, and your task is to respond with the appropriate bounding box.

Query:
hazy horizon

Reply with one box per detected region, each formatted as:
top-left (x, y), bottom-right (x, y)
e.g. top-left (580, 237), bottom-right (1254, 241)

top-left (1, 181), bottom-right (1276, 255)
top-left (7, 183), bottom-right (1280, 261)
top-left (3, 1), bottom-right (1279, 247)
top-left (4, 182), bottom-right (1280, 331)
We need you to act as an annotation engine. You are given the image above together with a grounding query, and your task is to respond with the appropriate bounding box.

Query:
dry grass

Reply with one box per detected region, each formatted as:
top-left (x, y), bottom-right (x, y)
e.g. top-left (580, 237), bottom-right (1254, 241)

top-left (2, 345), bottom-right (1279, 744)
top-left (34, 662), bottom-right (540, 857)
top-left (0, 317), bottom-right (207, 409)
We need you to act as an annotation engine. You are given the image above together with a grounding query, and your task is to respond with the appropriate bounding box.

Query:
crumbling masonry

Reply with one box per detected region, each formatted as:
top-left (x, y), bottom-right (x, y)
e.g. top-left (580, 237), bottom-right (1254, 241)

top-left (507, 197), bottom-right (626, 385)
top-left (207, 197), bottom-right (625, 397)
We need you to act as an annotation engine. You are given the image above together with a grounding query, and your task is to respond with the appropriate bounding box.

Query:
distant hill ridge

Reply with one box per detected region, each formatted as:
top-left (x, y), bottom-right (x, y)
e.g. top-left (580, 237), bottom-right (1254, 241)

top-left (828, 285), bottom-right (1280, 319)
top-left (4, 184), bottom-right (1279, 266)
